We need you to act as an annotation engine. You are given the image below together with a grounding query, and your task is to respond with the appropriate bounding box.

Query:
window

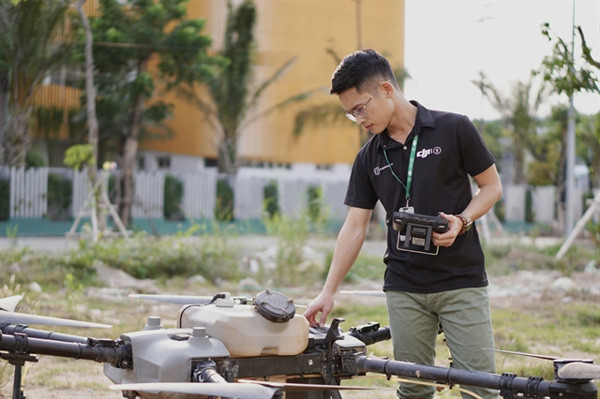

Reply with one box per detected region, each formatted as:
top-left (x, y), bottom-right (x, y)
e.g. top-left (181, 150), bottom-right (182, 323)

top-left (157, 156), bottom-right (171, 169)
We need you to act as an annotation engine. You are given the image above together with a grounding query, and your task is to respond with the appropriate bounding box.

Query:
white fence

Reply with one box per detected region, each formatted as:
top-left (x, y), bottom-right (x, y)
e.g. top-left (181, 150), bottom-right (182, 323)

top-left (8, 167), bottom-right (48, 218)
top-left (0, 166), bottom-right (586, 225)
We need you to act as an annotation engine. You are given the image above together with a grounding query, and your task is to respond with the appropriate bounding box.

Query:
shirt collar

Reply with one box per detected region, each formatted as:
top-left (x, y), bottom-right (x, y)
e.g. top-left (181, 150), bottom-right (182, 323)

top-left (377, 101), bottom-right (436, 150)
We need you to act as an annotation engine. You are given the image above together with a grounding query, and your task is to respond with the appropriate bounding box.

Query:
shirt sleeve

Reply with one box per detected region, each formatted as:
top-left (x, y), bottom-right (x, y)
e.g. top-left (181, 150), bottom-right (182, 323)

top-left (458, 115), bottom-right (496, 176)
top-left (344, 153), bottom-right (378, 210)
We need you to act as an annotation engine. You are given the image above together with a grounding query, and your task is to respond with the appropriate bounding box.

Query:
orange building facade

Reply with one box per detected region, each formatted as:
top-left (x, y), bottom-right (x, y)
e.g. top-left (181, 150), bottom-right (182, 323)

top-left (142, 0), bottom-right (405, 169)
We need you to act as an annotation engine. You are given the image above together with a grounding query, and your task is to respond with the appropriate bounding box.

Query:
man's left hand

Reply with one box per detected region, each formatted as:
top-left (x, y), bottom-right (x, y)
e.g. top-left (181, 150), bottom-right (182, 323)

top-left (432, 212), bottom-right (462, 247)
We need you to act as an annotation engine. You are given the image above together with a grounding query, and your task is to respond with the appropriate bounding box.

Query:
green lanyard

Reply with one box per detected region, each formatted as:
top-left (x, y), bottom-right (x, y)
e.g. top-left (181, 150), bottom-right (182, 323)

top-left (383, 134), bottom-right (419, 207)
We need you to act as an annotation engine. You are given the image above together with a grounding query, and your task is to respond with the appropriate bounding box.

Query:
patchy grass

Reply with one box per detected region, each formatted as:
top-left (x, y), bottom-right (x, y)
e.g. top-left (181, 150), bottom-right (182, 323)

top-left (483, 241), bottom-right (599, 276)
top-left (1, 235), bottom-right (598, 398)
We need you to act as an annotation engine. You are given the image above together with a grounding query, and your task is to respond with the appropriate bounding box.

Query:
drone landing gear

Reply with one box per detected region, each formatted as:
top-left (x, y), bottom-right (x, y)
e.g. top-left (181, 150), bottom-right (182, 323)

top-left (0, 331), bottom-right (39, 399)
top-left (11, 363), bottom-right (28, 399)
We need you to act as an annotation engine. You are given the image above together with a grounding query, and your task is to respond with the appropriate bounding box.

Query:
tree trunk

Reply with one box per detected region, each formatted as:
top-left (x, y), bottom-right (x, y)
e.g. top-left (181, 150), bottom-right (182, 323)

top-left (77, 0), bottom-right (106, 235)
top-left (120, 134), bottom-right (138, 226)
top-left (513, 133), bottom-right (526, 184)
top-left (218, 133), bottom-right (237, 175)
top-left (119, 90), bottom-right (145, 226)
top-left (118, 57), bottom-right (148, 227)
top-left (4, 104), bottom-right (31, 167)
top-left (0, 73), bottom-right (8, 164)
top-left (591, 152), bottom-right (600, 190)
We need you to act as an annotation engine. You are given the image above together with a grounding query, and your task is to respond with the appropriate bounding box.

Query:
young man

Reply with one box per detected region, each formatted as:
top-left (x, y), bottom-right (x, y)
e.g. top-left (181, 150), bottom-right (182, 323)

top-left (303, 49), bottom-right (503, 399)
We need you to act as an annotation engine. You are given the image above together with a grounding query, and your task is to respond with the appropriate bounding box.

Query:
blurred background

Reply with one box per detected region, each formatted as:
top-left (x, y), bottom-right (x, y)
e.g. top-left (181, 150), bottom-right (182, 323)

top-left (0, 0), bottom-right (598, 239)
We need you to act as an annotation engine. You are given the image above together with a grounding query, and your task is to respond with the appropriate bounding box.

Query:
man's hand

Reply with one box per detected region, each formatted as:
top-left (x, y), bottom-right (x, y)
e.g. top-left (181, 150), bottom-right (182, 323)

top-left (303, 291), bottom-right (335, 327)
top-left (432, 164), bottom-right (503, 248)
top-left (432, 212), bottom-right (462, 247)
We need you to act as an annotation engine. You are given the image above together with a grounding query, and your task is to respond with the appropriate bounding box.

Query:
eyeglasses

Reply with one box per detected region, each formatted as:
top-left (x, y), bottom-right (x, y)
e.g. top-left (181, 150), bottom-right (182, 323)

top-left (345, 86), bottom-right (379, 123)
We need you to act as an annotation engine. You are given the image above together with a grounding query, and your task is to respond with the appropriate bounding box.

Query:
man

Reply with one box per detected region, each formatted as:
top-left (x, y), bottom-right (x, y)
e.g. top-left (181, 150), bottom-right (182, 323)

top-left (303, 49), bottom-right (503, 399)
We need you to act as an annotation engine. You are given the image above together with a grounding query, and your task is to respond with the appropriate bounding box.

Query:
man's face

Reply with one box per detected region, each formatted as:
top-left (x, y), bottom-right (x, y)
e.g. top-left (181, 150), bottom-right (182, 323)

top-left (338, 84), bottom-right (390, 134)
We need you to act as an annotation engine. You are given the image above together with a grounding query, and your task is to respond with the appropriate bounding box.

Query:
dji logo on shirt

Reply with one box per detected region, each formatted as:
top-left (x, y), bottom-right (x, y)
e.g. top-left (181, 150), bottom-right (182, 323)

top-left (373, 164), bottom-right (392, 176)
top-left (417, 146), bottom-right (442, 159)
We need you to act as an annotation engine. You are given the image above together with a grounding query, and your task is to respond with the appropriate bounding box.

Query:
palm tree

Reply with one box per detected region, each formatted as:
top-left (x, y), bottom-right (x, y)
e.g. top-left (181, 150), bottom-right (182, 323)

top-left (472, 71), bottom-right (547, 184)
top-left (292, 47), bottom-right (409, 146)
top-left (181, 0), bottom-right (321, 175)
top-left (0, 0), bottom-right (73, 166)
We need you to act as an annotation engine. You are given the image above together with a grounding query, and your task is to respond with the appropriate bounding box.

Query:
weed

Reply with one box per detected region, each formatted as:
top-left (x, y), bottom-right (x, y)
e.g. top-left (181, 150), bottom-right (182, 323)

top-left (264, 213), bottom-right (312, 286)
top-left (4, 224), bottom-right (18, 239)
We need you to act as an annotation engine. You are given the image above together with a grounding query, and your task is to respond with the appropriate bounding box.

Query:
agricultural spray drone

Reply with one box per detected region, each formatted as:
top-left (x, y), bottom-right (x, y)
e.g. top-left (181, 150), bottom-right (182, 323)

top-left (0, 290), bottom-right (598, 399)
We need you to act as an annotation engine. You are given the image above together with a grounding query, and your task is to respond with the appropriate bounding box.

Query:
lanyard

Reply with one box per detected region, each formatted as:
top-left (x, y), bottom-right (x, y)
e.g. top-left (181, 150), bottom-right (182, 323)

top-left (383, 134), bottom-right (419, 207)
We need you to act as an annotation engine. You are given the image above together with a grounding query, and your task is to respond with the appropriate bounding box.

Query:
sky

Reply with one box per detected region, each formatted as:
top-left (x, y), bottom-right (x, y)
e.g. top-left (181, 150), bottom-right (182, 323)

top-left (402, 0), bottom-right (600, 120)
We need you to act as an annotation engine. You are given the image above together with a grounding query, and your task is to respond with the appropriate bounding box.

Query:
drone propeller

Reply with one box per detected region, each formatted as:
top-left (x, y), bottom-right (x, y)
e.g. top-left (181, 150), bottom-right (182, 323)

top-left (557, 361), bottom-right (600, 380)
top-left (128, 293), bottom-right (216, 305)
top-left (487, 348), bottom-right (600, 381)
top-left (485, 348), bottom-right (560, 361)
top-left (238, 379), bottom-right (374, 392)
top-left (0, 311), bottom-right (112, 328)
top-left (485, 348), bottom-right (595, 363)
top-left (110, 380), bottom-right (374, 399)
top-left (0, 295), bottom-right (24, 312)
top-left (110, 382), bottom-right (279, 399)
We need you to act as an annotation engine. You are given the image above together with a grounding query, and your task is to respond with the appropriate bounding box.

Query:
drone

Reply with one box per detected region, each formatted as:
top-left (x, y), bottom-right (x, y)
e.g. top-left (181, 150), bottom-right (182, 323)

top-left (1, 289), bottom-right (598, 399)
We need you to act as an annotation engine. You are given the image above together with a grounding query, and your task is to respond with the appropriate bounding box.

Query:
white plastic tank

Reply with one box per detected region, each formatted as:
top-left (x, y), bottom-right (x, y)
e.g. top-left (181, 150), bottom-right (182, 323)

top-left (177, 290), bottom-right (309, 357)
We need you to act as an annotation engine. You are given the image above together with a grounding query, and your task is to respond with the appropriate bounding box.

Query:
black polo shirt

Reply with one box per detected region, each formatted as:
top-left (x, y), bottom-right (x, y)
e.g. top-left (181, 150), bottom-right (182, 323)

top-left (345, 101), bottom-right (496, 293)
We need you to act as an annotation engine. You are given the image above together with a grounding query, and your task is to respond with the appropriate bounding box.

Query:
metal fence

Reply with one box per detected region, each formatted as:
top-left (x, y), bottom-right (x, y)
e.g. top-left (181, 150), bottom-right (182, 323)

top-left (1, 166), bottom-right (351, 222)
top-left (0, 166), bottom-right (586, 225)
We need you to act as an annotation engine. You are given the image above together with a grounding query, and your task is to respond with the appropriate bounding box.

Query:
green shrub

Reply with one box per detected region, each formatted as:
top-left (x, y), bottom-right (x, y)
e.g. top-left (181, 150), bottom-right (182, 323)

top-left (25, 150), bottom-right (46, 168)
top-left (215, 178), bottom-right (234, 222)
top-left (263, 180), bottom-right (279, 219)
top-left (163, 174), bottom-right (184, 220)
top-left (0, 178), bottom-right (8, 220)
top-left (307, 185), bottom-right (322, 222)
top-left (525, 188), bottom-right (534, 223)
top-left (0, 247), bottom-right (97, 291)
top-left (494, 198), bottom-right (505, 222)
top-left (46, 173), bottom-right (72, 220)
top-left (108, 173), bottom-right (118, 204)
top-left (65, 233), bottom-right (242, 282)
top-left (587, 220), bottom-right (600, 250)
top-left (264, 214), bottom-right (305, 285)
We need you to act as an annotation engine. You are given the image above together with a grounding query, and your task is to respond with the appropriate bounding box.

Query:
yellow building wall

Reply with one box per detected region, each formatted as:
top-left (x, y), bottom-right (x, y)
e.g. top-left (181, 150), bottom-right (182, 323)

top-left (141, 0), bottom-right (217, 158)
top-left (246, 0), bottom-right (405, 165)
top-left (30, 1), bottom-right (405, 165)
top-left (143, 0), bottom-right (406, 165)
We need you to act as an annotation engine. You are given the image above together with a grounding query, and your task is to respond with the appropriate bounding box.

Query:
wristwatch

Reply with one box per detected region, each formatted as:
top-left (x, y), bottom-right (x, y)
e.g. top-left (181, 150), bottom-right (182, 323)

top-left (457, 214), bottom-right (473, 235)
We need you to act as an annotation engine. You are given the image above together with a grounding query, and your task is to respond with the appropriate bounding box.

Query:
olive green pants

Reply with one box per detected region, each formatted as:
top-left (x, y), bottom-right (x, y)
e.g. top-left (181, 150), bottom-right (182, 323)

top-left (386, 287), bottom-right (498, 399)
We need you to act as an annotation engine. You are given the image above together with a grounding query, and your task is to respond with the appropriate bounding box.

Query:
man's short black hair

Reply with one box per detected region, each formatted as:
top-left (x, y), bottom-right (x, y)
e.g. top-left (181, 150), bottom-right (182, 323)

top-left (330, 49), bottom-right (398, 95)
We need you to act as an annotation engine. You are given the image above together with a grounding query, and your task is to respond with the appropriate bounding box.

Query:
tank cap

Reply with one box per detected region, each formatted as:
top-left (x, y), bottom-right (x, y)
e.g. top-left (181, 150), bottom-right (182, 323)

top-left (254, 289), bottom-right (295, 323)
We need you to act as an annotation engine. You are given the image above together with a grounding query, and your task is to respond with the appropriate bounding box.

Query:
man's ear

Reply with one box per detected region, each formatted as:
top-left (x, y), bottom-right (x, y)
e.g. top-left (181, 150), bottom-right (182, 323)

top-left (381, 81), bottom-right (395, 98)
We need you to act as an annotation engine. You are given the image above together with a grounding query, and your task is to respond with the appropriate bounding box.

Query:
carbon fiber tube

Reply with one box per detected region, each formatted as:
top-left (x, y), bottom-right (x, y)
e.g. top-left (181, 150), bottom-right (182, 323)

top-left (0, 324), bottom-right (88, 344)
top-left (355, 355), bottom-right (598, 399)
top-left (0, 331), bottom-right (128, 367)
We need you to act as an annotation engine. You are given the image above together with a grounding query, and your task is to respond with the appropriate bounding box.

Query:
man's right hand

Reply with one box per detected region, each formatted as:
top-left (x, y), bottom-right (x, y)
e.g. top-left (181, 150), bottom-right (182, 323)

top-left (303, 207), bottom-right (372, 327)
top-left (303, 291), bottom-right (335, 327)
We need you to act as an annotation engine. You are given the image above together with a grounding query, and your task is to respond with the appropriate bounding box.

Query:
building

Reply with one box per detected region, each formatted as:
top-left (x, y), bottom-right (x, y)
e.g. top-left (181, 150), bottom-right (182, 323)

top-left (33, 0), bottom-right (405, 174)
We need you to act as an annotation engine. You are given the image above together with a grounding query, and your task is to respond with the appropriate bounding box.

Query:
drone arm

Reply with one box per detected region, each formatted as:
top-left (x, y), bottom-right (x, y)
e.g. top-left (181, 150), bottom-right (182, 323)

top-left (1, 324), bottom-right (88, 344)
top-left (355, 355), bottom-right (598, 399)
top-left (348, 324), bottom-right (391, 345)
top-left (0, 331), bottom-right (132, 368)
